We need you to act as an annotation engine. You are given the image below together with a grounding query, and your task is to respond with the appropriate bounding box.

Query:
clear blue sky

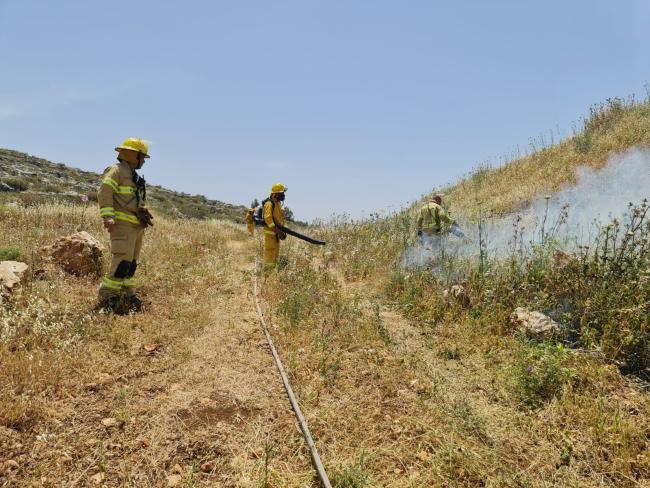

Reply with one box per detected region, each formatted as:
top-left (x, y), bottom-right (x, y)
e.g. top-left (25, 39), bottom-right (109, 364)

top-left (1, 1), bottom-right (648, 221)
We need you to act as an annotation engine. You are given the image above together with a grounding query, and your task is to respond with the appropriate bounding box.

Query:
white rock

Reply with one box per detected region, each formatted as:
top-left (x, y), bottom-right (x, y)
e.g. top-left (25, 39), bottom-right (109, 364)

top-left (511, 307), bottom-right (560, 339)
top-left (0, 261), bottom-right (28, 295)
top-left (41, 231), bottom-right (104, 276)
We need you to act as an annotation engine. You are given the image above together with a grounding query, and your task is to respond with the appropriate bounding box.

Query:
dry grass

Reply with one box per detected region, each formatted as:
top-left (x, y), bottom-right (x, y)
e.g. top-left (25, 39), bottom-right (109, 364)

top-left (440, 99), bottom-right (650, 217)
top-left (2, 97), bottom-right (649, 487)
top-left (264, 236), bottom-right (650, 486)
top-left (0, 203), bottom-right (316, 486)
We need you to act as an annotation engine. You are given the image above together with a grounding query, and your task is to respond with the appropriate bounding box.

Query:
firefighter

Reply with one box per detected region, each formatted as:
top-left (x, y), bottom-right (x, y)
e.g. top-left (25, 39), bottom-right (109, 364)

top-left (263, 183), bottom-right (288, 271)
top-left (97, 138), bottom-right (154, 312)
top-left (417, 194), bottom-right (453, 240)
top-left (245, 207), bottom-right (255, 236)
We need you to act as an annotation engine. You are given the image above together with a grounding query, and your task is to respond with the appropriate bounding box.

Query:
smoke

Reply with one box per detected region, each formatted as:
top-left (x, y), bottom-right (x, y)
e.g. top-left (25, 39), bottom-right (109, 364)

top-left (402, 146), bottom-right (650, 269)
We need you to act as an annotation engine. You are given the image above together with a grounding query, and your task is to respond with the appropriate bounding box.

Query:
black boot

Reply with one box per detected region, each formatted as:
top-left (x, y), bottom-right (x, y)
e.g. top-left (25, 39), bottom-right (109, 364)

top-left (125, 294), bottom-right (144, 312)
top-left (96, 295), bottom-right (120, 313)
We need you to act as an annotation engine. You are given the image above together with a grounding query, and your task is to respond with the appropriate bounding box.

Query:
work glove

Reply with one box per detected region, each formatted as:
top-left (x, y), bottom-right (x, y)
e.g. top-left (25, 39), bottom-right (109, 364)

top-left (136, 207), bottom-right (154, 228)
top-left (278, 231), bottom-right (287, 240)
top-left (103, 218), bottom-right (116, 233)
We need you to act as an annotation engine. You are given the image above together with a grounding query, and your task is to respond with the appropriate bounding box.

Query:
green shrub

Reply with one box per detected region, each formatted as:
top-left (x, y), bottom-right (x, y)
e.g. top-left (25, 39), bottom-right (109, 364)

top-left (0, 247), bottom-right (21, 261)
top-left (512, 341), bottom-right (576, 408)
top-left (1, 177), bottom-right (29, 192)
top-left (332, 455), bottom-right (368, 488)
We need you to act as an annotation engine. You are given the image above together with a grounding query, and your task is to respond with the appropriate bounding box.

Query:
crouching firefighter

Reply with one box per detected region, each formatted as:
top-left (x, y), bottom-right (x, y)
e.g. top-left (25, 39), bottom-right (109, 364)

top-left (261, 183), bottom-right (288, 271)
top-left (97, 138), bottom-right (154, 312)
top-left (417, 194), bottom-right (453, 242)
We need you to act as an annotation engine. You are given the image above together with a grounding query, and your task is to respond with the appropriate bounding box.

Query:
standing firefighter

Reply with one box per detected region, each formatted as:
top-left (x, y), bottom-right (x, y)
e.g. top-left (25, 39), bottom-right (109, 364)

top-left (262, 183), bottom-right (288, 271)
top-left (245, 208), bottom-right (255, 236)
top-left (97, 138), bottom-right (154, 311)
top-left (417, 194), bottom-right (453, 239)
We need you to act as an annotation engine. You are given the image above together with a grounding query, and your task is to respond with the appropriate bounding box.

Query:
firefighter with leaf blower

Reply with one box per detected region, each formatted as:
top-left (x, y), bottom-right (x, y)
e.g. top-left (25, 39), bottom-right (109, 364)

top-left (97, 138), bottom-right (154, 312)
top-left (262, 183), bottom-right (288, 271)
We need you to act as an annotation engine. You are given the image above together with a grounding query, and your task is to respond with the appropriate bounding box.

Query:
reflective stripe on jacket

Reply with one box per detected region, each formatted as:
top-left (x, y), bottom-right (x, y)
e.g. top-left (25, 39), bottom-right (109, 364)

top-left (417, 202), bottom-right (452, 232)
top-left (97, 161), bottom-right (143, 225)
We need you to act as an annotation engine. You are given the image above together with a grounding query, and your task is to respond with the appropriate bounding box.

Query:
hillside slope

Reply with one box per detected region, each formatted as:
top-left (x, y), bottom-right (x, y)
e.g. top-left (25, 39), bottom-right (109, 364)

top-left (2, 97), bottom-right (649, 487)
top-left (439, 97), bottom-right (650, 217)
top-left (0, 148), bottom-right (248, 222)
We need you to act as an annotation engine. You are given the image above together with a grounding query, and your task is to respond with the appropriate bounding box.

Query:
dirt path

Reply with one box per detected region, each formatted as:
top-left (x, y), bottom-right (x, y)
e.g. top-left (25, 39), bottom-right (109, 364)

top-left (7, 238), bottom-right (314, 487)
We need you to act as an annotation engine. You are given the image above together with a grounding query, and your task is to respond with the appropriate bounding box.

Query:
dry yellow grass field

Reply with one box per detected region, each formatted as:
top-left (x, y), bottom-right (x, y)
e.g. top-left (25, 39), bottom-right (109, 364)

top-left (0, 204), bottom-right (316, 486)
top-left (2, 98), bottom-right (650, 487)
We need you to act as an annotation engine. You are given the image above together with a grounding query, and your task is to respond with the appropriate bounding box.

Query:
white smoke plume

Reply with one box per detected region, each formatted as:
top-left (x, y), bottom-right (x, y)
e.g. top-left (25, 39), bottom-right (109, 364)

top-left (403, 146), bottom-right (650, 269)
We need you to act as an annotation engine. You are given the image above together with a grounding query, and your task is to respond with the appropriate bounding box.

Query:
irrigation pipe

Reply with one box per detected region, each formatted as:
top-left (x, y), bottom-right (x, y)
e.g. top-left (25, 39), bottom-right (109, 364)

top-left (252, 271), bottom-right (332, 488)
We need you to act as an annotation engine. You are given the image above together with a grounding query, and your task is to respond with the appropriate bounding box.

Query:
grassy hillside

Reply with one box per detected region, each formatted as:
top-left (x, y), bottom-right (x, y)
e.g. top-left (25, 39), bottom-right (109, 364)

top-left (0, 148), bottom-right (248, 222)
top-left (441, 97), bottom-right (650, 217)
top-left (1, 96), bottom-right (649, 486)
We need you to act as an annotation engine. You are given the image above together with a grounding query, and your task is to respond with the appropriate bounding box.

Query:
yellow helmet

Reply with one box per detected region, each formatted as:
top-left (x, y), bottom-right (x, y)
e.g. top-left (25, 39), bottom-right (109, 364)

top-left (271, 183), bottom-right (288, 193)
top-left (115, 138), bottom-right (150, 158)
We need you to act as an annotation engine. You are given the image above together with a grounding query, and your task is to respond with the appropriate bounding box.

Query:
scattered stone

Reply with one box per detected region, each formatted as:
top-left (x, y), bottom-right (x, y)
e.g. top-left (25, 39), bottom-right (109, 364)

top-left (90, 472), bottom-right (105, 484)
top-left (443, 284), bottom-right (470, 308)
top-left (511, 307), bottom-right (560, 339)
top-left (101, 418), bottom-right (117, 428)
top-left (142, 343), bottom-right (163, 354)
top-left (416, 451), bottom-right (429, 462)
top-left (0, 459), bottom-right (19, 474)
top-left (86, 373), bottom-right (114, 392)
top-left (171, 464), bottom-right (183, 474)
top-left (58, 454), bottom-right (73, 465)
top-left (200, 461), bottom-right (215, 473)
top-left (167, 474), bottom-right (182, 487)
top-left (0, 261), bottom-right (29, 295)
top-left (41, 231), bottom-right (104, 276)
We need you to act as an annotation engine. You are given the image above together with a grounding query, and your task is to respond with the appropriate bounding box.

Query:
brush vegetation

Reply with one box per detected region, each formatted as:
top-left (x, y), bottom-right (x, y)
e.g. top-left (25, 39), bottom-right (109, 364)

top-left (262, 98), bottom-right (650, 485)
top-left (1, 97), bottom-right (649, 486)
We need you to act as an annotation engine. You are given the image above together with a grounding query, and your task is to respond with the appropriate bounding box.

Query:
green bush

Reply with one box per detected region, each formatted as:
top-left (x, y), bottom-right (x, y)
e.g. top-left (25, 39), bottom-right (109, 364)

top-left (0, 247), bottom-right (22, 261)
top-left (332, 455), bottom-right (368, 488)
top-left (1, 177), bottom-right (29, 192)
top-left (512, 341), bottom-right (576, 408)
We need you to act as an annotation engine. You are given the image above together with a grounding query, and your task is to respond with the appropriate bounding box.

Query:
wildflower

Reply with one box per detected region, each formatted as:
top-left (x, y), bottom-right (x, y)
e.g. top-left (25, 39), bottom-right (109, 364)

top-left (80, 195), bottom-right (89, 203)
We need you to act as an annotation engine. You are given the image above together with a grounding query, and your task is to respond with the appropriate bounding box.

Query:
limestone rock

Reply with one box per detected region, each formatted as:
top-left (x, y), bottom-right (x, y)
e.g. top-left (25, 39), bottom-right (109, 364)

top-left (0, 182), bottom-right (17, 192)
top-left (41, 231), bottom-right (104, 276)
top-left (0, 261), bottom-right (29, 295)
top-left (443, 284), bottom-right (470, 308)
top-left (167, 474), bottom-right (182, 487)
top-left (511, 307), bottom-right (560, 339)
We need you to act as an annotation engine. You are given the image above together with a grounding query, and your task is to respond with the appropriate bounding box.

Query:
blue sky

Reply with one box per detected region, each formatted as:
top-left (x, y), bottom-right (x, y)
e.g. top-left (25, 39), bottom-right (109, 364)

top-left (1, 0), bottom-right (648, 221)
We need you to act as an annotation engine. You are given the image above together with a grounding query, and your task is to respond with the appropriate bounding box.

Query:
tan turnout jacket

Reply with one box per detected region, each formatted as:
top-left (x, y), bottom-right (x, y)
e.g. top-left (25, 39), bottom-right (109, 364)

top-left (97, 160), bottom-right (143, 225)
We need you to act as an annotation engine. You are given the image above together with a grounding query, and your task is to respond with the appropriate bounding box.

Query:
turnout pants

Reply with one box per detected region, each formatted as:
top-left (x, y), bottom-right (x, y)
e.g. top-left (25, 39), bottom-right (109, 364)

top-left (263, 231), bottom-right (280, 271)
top-left (99, 221), bottom-right (144, 299)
